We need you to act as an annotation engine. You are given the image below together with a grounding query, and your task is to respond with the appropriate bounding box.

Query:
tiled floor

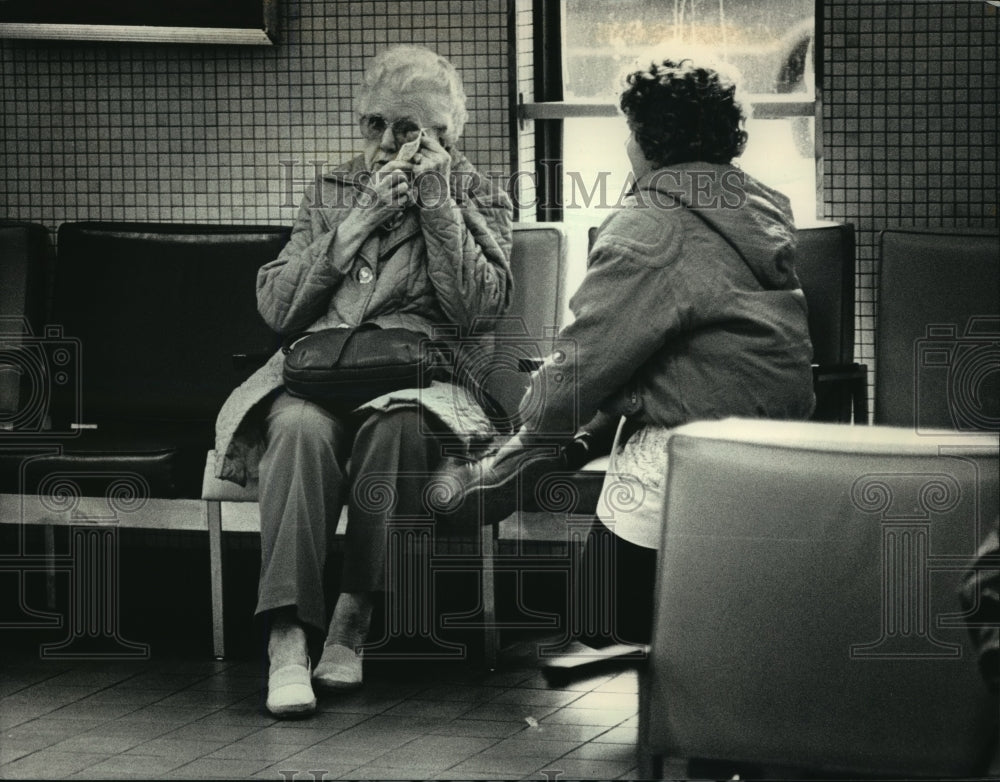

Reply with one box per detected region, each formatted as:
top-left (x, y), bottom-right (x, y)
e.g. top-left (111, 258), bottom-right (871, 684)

top-left (0, 642), bottom-right (642, 780)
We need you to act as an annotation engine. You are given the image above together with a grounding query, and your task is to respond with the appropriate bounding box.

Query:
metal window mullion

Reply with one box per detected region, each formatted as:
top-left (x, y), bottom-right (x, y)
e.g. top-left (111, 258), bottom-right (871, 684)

top-left (521, 99), bottom-right (817, 121)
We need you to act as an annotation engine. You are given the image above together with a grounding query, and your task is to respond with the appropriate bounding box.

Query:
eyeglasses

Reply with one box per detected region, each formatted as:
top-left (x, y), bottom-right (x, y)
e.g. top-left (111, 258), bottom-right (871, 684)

top-left (359, 115), bottom-right (424, 145)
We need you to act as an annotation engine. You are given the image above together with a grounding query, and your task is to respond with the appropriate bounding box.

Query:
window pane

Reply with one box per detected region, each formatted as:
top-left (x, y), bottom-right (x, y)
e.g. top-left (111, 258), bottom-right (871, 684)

top-left (563, 0), bottom-right (815, 100)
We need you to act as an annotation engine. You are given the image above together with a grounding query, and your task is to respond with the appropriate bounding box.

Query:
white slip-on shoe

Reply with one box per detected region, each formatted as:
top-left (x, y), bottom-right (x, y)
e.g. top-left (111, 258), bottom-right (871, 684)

top-left (312, 644), bottom-right (363, 691)
top-left (266, 660), bottom-right (317, 717)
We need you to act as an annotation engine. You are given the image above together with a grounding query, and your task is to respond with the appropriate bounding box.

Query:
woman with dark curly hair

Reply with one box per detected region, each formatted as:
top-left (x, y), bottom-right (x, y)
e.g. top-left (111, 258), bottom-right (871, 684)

top-left (461, 58), bottom-right (815, 652)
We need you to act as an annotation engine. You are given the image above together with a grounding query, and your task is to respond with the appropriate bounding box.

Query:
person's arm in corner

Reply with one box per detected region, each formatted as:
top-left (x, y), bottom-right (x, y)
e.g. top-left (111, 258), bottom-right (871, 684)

top-left (412, 138), bottom-right (514, 331)
top-left (257, 164), bottom-right (412, 335)
top-left (519, 208), bottom-right (687, 439)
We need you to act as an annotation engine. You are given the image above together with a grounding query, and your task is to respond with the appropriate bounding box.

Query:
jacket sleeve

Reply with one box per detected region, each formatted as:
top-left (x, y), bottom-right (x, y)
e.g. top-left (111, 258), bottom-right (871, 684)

top-left (418, 181), bottom-right (514, 332)
top-left (256, 183), bottom-right (365, 335)
top-left (519, 209), bottom-right (687, 437)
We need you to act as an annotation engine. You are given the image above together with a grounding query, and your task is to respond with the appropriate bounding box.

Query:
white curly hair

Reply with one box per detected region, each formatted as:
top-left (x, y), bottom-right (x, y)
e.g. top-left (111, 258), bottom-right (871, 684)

top-left (355, 45), bottom-right (469, 147)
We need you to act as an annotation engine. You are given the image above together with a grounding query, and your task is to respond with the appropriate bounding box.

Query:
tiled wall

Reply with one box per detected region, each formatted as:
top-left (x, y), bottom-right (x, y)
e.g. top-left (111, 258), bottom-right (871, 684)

top-left (0, 0), bottom-right (513, 234)
top-left (821, 0), bottom-right (999, 413)
top-left (513, 0), bottom-right (536, 221)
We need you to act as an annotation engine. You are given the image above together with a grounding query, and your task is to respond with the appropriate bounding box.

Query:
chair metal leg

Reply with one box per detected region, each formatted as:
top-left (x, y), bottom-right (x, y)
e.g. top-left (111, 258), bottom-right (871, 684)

top-left (45, 523), bottom-right (56, 609)
top-left (205, 499), bottom-right (225, 660)
top-left (481, 523), bottom-right (499, 670)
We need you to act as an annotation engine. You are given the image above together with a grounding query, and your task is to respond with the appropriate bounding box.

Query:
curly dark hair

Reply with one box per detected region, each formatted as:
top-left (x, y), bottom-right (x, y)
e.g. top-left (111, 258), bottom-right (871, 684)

top-left (619, 58), bottom-right (748, 167)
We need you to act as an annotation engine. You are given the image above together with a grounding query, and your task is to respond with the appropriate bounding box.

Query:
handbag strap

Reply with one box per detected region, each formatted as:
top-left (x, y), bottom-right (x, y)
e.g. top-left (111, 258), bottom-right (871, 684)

top-left (634, 185), bottom-right (765, 292)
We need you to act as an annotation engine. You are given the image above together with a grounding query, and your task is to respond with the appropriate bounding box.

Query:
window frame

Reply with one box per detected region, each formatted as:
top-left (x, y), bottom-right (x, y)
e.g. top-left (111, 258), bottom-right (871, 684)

top-left (522, 0), bottom-right (825, 223)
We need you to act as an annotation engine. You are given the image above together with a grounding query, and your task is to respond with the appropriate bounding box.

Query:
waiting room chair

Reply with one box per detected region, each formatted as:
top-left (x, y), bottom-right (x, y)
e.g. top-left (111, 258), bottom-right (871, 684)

top-left (875, 227), bottom-right (999, 431)
top-left (638, 417), bottom-right (999, 779)
top-left (795, 222), bottom-right (867, 423)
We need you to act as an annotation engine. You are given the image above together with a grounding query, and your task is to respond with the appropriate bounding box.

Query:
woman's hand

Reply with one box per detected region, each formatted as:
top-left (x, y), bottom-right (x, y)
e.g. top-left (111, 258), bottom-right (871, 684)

top-left (356, 159), bottom-right (414, 227)
top-left (411, 135), bottom-right (452, 207)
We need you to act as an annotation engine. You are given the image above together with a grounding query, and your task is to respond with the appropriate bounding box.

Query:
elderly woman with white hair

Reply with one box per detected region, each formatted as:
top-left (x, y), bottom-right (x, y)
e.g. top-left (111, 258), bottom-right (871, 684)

top-left (212, 45), bottom-right (513, 717)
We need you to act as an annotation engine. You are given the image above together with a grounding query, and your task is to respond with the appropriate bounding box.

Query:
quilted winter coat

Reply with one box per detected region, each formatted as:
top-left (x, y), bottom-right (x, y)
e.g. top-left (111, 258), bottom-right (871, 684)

top-left (214, 150), bottom-right (514, 485)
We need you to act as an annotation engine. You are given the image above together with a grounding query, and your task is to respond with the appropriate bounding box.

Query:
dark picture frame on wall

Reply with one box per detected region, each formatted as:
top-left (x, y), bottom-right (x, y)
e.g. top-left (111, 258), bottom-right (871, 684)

top-left (0, 0), bottom-right (279, 44)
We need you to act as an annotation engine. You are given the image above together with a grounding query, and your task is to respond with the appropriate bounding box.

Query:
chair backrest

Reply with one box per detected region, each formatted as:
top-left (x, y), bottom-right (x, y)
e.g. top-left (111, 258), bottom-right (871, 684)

top-left (0, 222), bottom-right (51, 429)
top-left (795, 223), bottom-right (855, 368)
top-left (52, 222), bottom-right (289, 426)
top-left (644, 418), bottom-right (999, 777)
top-left (876, 227), bottom-right (999, 431)
top-left (483, 223), bottom-right (567, 426)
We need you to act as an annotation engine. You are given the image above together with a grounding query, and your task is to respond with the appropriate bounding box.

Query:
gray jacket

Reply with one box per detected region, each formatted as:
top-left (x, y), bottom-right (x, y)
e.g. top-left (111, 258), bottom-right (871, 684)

top-left (521, 162), bottom-right (815, 436)
top-left (214, 150), bottom-right (513, 485)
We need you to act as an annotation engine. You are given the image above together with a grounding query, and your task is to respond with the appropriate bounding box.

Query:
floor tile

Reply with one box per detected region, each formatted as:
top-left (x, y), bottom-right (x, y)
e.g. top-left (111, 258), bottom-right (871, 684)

top-left (314, 694), bottom-right (404, 715)
top-left (0, 705), bottom-right (61, 730)
top-left (47, 733), bottom-right (149, 754)
top-left (160, 756), bottom-right (271, 778)
top-left (412, 684), bottom-right (503, 703)
top-left (79, 689), bottom-right (170, 708)
top-left (0, 749), bottom-right (102, 779)
top-left (43, 667), bottom-right (144, 688)
top-left (205, 741), bottom-right (304, 762)
top-left (516, 723), bottom-right (609, 742)
top-left (64, 754), bottom-right (186, 779)
top-left (280, 741), bottom-right (389, 768)
top-left (152, 689), bottom-right (248, 709)
top-left (594, 670), bottom-right (640, 693)
top-left (490, 687), bottom-right (583, 707)
top-left (592, 725), bottom-right (638, 744)
top-left (562, 740), bottom-right (636, 761)
top-left (539, 706), bottom-right (635, 727)
top-left (429, 718), bottom-right (526, 739)
top-left (192, 708), bottom-right (277, 728)
top-left (121, 703), bottom-right (222, 724)
top-left (3, 717), bottom-right (108, 742)
top-left (382, 698), bottom-right (474, 720)
top-left (446, 754), bottom-right (549, 777)
top-left (373, 734), bottom-right (499, 770)
top-left (252, 762), bottom-right (357, 780)
top-left (0, 738), bottom-right (54, 765)
top-left (2, 684), bottom-right (101, 704)
top-left (459, 701), bottom-right (558, 723)
top-left (158, 721), bottom-right (261, 743)
top-left (567, 691), bottom-right (637, 711)
top-left (123, 737), bottom-right (226, 761)
top-left (478, 734), bottom-right (582, 760)
top-left (83, 720), bottom-right (177, 741)
top-left (189, 673), bottom-right (261, 694)
top-left (337, 713), bottom-right (433, 738)
top-left (536, 756), bottom-right (635, 779)
top-left (334, 765), bottom-right (432, 780)
top-left (113, 673), bottom-right (208, 691)
top-left (41, 700), bottom-right (139, 722)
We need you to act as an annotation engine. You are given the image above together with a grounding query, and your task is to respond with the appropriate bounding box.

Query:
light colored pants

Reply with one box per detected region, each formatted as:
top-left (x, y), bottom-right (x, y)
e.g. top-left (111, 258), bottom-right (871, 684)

top-left (255, 392), bottom-right (441, 635)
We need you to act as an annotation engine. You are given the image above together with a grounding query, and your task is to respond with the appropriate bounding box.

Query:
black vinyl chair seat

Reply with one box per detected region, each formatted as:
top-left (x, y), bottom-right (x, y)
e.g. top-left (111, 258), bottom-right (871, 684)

top-left (0, 422), bottom-right (213, 498)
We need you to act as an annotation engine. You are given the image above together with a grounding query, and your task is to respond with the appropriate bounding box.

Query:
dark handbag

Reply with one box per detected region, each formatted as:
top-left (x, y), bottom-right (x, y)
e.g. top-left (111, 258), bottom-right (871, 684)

top-left (282, 323), bottom-right (446, 406)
